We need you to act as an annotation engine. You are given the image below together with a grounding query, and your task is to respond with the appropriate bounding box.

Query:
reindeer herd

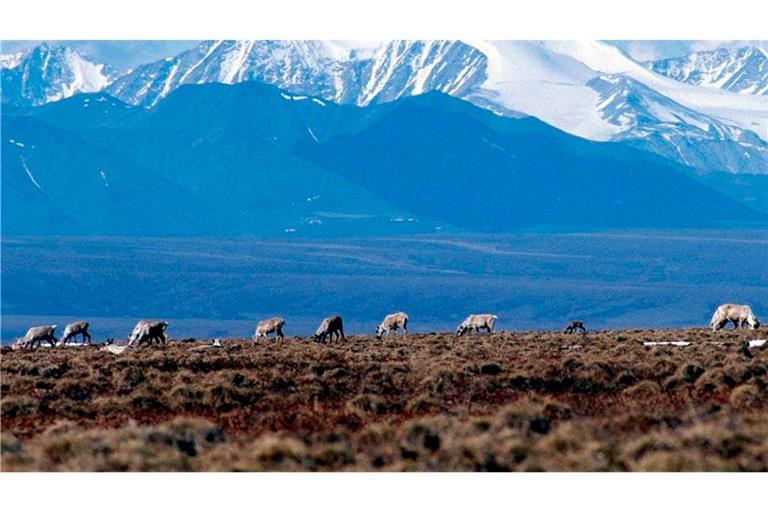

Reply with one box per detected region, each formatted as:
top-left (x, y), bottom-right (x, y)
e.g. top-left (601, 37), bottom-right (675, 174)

top-left (8, 303), bottom-right (762, 351)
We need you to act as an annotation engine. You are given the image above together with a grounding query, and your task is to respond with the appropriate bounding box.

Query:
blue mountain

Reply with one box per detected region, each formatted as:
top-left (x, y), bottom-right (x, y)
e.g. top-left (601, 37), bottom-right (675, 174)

top-left (2, 81), bottom-right (763, 236)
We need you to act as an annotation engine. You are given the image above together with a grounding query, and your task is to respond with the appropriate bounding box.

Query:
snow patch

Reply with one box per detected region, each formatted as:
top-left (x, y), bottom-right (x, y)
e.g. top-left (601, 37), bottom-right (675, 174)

top-left (643, 341), bottom-right (691, 347)
top-left (280, 92), bottom-right (309, 101)
top-left (20, 157), bottom-right (42, 189)
top-left (0, 51), bottom-right (23, 69)
top-left (306, 126), bottom-right (319, 142)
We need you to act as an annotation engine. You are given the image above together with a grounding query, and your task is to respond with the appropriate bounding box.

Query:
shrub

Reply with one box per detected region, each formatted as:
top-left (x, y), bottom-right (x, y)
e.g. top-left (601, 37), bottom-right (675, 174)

top-left (1, 396), bottom-right (38, 418)
top-left (346, 394), bottom-right (390, 416)
top-left (677, 363), bottom-right (705, 383)
top-left (729, 384), bottom-right (764, 410)
top-left (622, 380), bottom-right (662, 400)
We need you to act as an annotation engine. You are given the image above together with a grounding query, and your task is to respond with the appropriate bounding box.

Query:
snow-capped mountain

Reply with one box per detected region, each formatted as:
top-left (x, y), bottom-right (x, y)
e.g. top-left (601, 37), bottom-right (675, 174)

top-left (516, 41), bottom-right (767, 140)
top-left (3, 40), bottom-right (767, 175)
top-left (107, 40), bottom-right (350, 107)
top-left (107, 40), bottom-right (487, 108)
top-left (463, 40), bottom-right (767, 174)
top-left (646, 46), bottom-right (768, 96)
top-left (1, 43), bottom-right (115, 106)
top-left (588, 74), bottom-right (767, 174)
top-left (354, 40), bottom-right (487, 106)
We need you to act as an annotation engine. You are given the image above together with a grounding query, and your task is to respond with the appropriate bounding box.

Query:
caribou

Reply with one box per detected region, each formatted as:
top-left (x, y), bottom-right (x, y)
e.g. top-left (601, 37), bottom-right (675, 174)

top-left (127, 320), bottom-right (169, 347)
top-left (60, 320), bottom-right (92, 345)
top-left (710, 304), bottom-right (760, 331)
top-left (315, 315), bottom-right (345, 342)
top-left (376, 312), bottom-right (409, 339)
top-left (456, 314), bottom-right (498, 336)
top-left (253, 317), bottom-right (286, 341)
top-left (14, 325), bottom-right (58, 350)
top-left (563, 320), bottom-right (587, 334)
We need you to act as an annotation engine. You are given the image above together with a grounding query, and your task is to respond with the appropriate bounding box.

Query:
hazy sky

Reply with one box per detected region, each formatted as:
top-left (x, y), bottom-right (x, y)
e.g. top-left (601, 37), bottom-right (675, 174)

top-left (0, 40), bottom-right (199, 70)
top-left (608, 40), bottom-right (766, 61)
top-left (1, 40), bottom-right (764, 71)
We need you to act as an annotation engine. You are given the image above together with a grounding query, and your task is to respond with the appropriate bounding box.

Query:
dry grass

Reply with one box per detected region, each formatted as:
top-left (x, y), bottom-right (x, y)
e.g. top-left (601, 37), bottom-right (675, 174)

top-left (2, 327), bottom-right (767, 471)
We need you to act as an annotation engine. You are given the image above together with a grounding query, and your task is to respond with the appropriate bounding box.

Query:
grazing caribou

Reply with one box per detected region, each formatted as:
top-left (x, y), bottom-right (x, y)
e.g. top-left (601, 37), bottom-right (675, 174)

top-left (315, 315), bottom-right (345, 342)
top-left (60, 320), bottom-right (92, 345)
top-left (14, 325), bottom-right (58, 350)
top-left (127, 320), bottom-right (169, 347)
top-left (253, 317), bottom-right (286, 341)
top-left (456, 314), bottom-right (498, 336)
top-left (710, 304), bottom-right (760, 331)
top-left (376, 312), bottom-right (409, 339)
top-left (563, 320), bottom-right (586, 334)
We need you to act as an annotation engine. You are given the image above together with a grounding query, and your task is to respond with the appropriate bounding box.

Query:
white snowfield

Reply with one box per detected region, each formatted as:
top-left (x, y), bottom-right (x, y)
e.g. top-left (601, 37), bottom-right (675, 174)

top-left (466, 41), bottom-right (620, 141)
top-left (642, 340), bottom-right (767, 349)
top-left (57, 48), bottom-right (112, 101)
top-left (642, 341), bottom-right (692, 347)
top-left (468, 40), bottom-right (767, 142)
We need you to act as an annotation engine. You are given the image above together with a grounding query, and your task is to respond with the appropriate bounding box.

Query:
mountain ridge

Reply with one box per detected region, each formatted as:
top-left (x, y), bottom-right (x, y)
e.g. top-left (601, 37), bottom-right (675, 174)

top-left (5, 40), bottom-right (763, 175)
top-left (646, 46), bottom-right (768, 96)
top-left (1, 42), bottom-right (115, 107)
top-left (3, 81), bottom-right (763, 237)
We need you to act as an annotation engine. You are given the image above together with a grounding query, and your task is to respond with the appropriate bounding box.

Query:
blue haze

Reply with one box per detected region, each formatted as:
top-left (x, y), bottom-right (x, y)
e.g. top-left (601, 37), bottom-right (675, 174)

top-left (2, 232), bottom-right (766, 342)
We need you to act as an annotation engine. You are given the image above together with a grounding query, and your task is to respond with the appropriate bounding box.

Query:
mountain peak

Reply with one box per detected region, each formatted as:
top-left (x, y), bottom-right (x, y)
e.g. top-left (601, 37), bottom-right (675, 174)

top-left (105, 39), bottom-right (487, 108)
top-left (646, 45), bottom-right (768, 96)
top-left (2, 43), bottom-right (115, 106)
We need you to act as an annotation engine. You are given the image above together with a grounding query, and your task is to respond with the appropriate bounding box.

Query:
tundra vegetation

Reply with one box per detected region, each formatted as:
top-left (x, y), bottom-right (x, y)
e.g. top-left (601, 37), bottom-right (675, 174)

top-left (2, 327), bottom-right (767, 471)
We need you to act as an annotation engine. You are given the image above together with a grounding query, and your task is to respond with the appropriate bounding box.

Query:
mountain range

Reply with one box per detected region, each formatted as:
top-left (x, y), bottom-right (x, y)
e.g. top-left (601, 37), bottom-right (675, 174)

top-left (1, 41), bottom-right (766, 236)
top-left (2, 40), bottom-right (766, 177)
top-left (2, 80), bottom-right (764, 236)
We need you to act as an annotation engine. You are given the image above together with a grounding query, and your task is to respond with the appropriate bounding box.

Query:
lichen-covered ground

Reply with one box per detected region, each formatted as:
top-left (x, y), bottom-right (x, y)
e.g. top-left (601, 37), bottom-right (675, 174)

top-left (2, 328), bottom-right (767, 471)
